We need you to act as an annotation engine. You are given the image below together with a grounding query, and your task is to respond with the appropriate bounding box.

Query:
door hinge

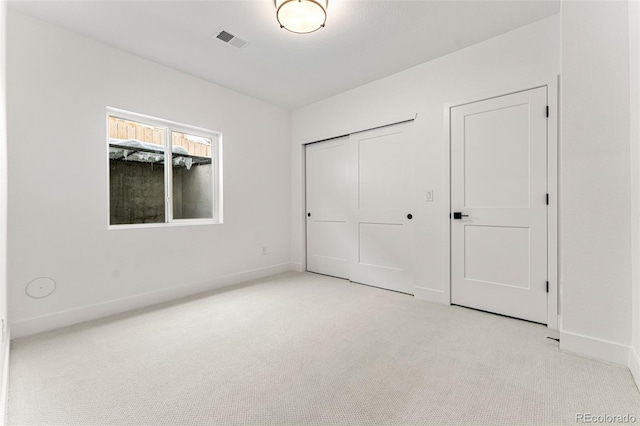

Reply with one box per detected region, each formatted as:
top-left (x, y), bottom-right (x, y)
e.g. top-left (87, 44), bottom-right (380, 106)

top-left (546, 106), bottom-right (549, 117)
top-left (546, 281), bottom-right (549, 293)
top-left (546, 193), bottom-right (549, 205)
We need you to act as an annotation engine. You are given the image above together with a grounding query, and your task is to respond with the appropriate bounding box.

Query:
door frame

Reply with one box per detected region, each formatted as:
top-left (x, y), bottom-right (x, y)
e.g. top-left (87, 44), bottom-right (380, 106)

top-left (442, 76), bottom-right (559, 330)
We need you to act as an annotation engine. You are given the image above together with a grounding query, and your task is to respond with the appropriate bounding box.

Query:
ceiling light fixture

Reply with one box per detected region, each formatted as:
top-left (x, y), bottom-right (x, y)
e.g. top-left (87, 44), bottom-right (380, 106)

top-left (275, 0), bottom-right (328, 34)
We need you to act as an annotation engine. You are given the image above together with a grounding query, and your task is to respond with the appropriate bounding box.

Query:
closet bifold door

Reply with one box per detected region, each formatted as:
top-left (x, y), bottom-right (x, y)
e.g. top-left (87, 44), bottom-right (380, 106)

top-left (348, 122), bottom-right (416, 294)
top-left (305, 137), bottom-right (350, 279)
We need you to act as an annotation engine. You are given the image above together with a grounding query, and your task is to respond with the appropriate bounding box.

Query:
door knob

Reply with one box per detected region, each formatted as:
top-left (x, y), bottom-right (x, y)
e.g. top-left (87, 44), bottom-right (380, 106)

top-left (407, 214), bottom-right (413, 220)
top-left (453, 212), bottom-right (469, 219)
top-left (307, 213), bottom-right (311, 217)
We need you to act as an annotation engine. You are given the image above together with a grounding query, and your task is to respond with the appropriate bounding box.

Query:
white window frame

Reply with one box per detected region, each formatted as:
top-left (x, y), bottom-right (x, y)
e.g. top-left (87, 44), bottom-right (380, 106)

top-left (106, 107), bottom-right (223, 229)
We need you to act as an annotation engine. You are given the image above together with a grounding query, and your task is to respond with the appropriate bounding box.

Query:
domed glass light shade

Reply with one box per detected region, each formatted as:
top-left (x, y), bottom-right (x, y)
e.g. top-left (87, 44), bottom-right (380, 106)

top-left (275, 0), bottom-right (328, 34)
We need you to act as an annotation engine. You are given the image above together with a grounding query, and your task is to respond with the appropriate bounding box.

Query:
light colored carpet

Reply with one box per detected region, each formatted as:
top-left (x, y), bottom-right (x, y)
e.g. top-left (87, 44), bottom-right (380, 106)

top-left (8, 272), bottom-right (640, 425)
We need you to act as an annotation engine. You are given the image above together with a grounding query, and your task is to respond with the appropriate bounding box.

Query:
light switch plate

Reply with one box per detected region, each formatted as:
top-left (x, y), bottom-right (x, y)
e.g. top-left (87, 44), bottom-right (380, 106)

top-left (425, 190), bottom-right (433, 202)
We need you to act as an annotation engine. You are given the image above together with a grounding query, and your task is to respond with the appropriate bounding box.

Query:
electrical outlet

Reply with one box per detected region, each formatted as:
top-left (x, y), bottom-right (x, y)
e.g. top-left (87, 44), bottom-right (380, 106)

top-left (262, 246), bottom-right (267, 255)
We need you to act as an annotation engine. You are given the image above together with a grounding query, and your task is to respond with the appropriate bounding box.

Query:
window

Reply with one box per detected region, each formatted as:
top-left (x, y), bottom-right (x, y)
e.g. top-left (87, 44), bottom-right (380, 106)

top-left (107, 108), bottom-right (222, 227)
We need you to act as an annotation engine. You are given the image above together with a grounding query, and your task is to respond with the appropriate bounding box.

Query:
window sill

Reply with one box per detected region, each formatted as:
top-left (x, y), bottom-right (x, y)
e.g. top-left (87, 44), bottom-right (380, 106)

top-left (108, 219), bottom-right (221, 230)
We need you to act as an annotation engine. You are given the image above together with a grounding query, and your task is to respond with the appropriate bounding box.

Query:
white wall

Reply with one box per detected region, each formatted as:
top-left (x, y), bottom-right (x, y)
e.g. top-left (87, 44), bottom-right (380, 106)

top-left (559, 1), bottom-right (632, 361)
top-left (629, 0), bottom-right (640, 386)
top-left (291, 16), bottom-right (561, 300)
top-left (0, 0), bottom-right (9, 418)
top-left (7, 11), bottom-right (291, 337)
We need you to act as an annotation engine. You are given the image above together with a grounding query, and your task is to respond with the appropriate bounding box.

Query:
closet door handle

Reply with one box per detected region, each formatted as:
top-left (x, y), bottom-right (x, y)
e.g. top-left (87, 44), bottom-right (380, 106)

top-left (453, 212), bottom-right (469, 219)
top-left (407, 214), bottom-right (413, 220)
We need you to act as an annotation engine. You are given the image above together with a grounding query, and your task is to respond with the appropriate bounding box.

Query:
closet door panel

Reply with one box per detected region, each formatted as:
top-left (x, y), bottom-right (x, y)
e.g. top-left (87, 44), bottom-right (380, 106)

top-left (348, 123), bottom-right (415, 294)
top-left (305, 137), bottom-right (350, 279)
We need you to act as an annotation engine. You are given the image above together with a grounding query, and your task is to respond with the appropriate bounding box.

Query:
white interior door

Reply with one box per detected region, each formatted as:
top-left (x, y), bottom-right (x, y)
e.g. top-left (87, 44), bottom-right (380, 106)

top-left (451, 87), bottom-right (548, 323)
top-left (348, 123), bottom-right (415, 294)
top-left (306, 137), bottom-right (350, 279)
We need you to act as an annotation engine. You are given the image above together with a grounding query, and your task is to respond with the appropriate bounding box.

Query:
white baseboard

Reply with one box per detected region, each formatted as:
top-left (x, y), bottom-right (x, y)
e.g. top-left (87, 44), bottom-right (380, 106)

top-left (11, 263), bottom-right (293, 339)
top-left (1, 327), bottom-right (9, 426)
top-left (413, 286), bottom-right (448, 304)
top-left (560, 330), bottom-right (630, 366)
top-left (630, 346), bottom-right (640, 391)
top-left (289, 262), bottom-right (304, 272)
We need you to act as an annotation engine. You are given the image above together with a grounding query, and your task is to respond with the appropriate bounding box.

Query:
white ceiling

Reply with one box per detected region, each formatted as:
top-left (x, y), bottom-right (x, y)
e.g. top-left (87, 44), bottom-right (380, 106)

top-left (8, 0), bottom-right (560, 110)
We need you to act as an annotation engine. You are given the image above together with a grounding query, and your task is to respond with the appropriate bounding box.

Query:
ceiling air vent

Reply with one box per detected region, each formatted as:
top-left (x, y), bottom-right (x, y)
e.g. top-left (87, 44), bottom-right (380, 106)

top-left (215, 29), bottom-right (248, 49)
